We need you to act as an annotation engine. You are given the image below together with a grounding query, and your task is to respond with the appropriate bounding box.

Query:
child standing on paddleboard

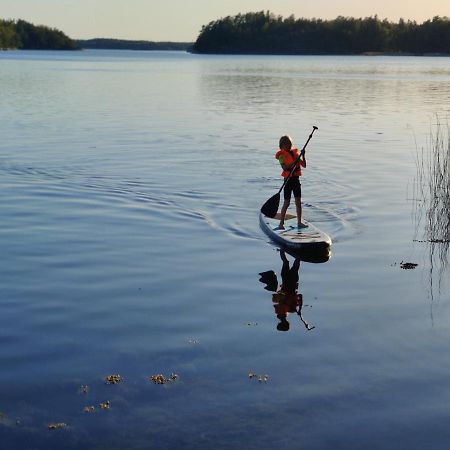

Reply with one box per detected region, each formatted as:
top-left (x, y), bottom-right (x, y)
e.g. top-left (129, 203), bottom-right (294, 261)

top-left (275, 135), bottom-right (307, 229)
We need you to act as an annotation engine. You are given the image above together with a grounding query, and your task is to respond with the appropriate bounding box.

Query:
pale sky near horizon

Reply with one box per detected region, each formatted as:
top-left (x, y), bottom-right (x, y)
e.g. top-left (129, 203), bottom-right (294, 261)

top-left (1, 0), bottom-right (449, 41)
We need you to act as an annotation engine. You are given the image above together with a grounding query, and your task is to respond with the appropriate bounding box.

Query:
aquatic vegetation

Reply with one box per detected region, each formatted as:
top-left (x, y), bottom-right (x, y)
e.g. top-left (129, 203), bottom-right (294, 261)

top-left (48, 422), bottom-right (67, 430)
top-left (400, 261), bottom-right (418, 270)
top-left (105, 374), bottom-right (122, 385)
top-left (149, 373), bottom-right (179, 384)
top-left (248, 372), bottom-right (269, 383)
top-left (413, 119), bottom-right (450, 294)
top-left (415, 120), bottom-right (450, 244)
top-left (84, 402), bottom-right (110, 411)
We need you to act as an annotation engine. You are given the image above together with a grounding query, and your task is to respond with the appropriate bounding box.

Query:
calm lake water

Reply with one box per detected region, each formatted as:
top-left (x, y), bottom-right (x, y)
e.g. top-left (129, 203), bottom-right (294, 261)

top-left (1, 49), bottom-right (450, 449)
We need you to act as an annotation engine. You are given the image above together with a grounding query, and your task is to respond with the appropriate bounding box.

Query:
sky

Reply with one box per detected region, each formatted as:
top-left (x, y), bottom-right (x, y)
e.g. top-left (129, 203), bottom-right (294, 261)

top-left (1, 0), bottom-right (449, 41)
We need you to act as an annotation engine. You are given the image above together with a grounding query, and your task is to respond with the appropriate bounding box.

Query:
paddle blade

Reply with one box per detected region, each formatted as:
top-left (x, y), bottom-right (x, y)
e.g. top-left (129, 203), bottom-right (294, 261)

top-left (260, 193), bottom-right (280, 218)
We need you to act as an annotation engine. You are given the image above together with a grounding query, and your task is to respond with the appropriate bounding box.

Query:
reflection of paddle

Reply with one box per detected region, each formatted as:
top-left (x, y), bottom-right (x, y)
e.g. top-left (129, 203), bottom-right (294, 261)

top-left (260, 126), bottom-right (318, 218)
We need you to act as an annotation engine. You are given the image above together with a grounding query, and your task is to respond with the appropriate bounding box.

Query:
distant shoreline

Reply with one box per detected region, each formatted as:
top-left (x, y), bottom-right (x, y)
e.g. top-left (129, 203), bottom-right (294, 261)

top-left (362, 51), bottom-right (449, 57)
top-left (189, 50), bottom-right (450, 57)
top-left (2, 45), bottom-right (449, 57)
top-left (76, 38), bottom-right (193, 51)
top-left (2, 48), bottom-right (449, 57)
top-left (192, 12), bottom-right (450, 56)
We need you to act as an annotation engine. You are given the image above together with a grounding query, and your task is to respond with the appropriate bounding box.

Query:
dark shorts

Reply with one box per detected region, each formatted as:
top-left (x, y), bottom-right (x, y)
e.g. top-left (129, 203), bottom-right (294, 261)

top-left (283, 177), bottom-right (301, 200)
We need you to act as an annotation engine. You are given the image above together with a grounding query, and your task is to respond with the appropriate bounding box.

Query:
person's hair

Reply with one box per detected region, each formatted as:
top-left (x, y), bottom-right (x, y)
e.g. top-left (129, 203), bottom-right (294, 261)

top-left (277, 321), bottom-right (290, 331)
top-left (279, 135), bottom-right (293, 150)
top-left (276, 314), bottom-right (290, 331)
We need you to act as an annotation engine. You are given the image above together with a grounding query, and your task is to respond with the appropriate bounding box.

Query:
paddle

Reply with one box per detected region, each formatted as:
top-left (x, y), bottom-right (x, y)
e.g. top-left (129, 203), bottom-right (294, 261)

top-left (260, 126), bottom-right (318, 218)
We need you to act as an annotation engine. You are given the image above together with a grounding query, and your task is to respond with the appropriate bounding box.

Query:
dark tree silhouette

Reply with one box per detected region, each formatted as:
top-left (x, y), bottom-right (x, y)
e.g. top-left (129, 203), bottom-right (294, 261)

top-left (0, 19), bottom-right (78, 50)
top-left (192, 11), bottom-right (450, 55)
top-left (76, 38), bottom-right (192, 51)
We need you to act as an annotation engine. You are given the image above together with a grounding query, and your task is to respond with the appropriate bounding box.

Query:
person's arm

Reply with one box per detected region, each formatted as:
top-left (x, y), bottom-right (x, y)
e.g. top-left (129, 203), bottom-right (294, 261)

top-left (299, 149), bottom-right (306, 168)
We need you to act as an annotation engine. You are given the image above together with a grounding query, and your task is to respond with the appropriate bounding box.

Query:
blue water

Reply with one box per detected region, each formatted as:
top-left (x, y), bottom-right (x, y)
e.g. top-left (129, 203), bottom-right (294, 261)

top-left (1, 50), bottom-right (450, 449)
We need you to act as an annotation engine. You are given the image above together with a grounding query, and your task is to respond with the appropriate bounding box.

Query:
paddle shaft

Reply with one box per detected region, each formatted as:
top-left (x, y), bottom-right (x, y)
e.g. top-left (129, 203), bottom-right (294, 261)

top-left (277, 126), bottom-right (318, 194)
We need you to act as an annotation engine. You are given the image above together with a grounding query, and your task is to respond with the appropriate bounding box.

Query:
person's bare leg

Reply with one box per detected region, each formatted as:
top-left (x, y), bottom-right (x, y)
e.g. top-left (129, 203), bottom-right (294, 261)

top-left (278, 200), bottom-right (290, 229)
top-left (295, 197), bottom-right (307, 228)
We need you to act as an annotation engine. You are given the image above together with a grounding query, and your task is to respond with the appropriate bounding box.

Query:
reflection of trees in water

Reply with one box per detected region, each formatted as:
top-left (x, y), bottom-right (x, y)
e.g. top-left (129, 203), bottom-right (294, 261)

top-left (413, 120), bottom-right (450, 298)
top-left (200, 70), bottom-right (405, 118)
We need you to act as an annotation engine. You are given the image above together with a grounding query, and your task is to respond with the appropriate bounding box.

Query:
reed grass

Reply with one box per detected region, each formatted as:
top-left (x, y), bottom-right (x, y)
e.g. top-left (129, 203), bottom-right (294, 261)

top-left (414, 119), bottom-right (450, 278)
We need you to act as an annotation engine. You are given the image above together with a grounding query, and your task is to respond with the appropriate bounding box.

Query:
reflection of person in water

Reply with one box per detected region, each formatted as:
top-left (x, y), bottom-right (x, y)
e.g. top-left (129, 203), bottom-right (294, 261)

top-left (259, 249), bottom-right (315, 332)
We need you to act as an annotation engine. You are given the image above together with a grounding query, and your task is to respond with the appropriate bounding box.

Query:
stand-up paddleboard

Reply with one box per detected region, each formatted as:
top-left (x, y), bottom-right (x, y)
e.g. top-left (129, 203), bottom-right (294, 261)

top-left (260, 212), bottom-right (332, 251)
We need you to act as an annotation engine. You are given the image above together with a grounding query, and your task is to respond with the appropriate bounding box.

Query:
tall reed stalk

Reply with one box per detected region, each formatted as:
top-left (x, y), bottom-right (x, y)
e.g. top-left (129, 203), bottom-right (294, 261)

top-left (414, 119), bottom-right (450, 288)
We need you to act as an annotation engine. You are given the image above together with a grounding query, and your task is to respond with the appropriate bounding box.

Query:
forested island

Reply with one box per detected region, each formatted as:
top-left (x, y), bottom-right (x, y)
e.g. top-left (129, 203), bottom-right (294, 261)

top-left (3, 13), bottom-right (449, 55)
top-left (193, 11), bottom-right (450, 55)
top-left (0, 19), bottom-right (191, 51)
top-left (0, 19), bottom-right (78, 50)
top-left (77, 38), bottom-right (192, 51)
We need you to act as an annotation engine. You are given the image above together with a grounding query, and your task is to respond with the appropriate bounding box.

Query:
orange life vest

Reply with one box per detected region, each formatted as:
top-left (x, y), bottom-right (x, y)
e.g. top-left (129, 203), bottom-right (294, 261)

top-left (272, 291), bottom-right (301, 315)
top-left (274, 147), bottom-right (303, 178)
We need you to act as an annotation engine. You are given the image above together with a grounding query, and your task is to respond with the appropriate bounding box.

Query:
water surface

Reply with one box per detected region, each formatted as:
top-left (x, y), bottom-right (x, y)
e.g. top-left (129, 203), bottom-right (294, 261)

top-left (1, 50), bottom-right (450, 449)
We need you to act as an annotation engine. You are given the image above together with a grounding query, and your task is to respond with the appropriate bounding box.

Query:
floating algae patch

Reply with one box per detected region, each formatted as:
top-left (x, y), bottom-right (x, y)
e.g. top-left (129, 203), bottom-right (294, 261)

top-left (248, 372), bottom-right (269, 383)
top-left (105, 374), bottom-right (122, 385)
top-left (400, 261), bottom-right (419, 270)
top-left (48, 422), bottom-right (67, 430)
top-left (149, 373), bottom-right (179, 385)
top-left (84, 402), bottom-right (110, 411)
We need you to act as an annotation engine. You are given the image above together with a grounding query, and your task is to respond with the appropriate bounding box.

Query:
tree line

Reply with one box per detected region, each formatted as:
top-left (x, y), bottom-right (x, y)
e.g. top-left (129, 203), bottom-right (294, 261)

top-left (77, 38), bottom-right (192, 51)
top-left (192, 11), bottom-right (450, 55)
top-left (0, 19), bottom-right (78, 50)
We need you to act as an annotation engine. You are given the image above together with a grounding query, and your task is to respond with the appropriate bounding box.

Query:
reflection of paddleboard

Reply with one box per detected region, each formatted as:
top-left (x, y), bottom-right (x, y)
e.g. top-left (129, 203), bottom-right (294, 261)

top-left (260, 212), bottom-right (332, 251)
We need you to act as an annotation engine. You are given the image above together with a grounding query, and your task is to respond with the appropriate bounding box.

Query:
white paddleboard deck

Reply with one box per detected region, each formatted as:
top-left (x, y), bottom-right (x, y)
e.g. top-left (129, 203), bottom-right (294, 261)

top-left (260, 212), bottom-right (332, 250)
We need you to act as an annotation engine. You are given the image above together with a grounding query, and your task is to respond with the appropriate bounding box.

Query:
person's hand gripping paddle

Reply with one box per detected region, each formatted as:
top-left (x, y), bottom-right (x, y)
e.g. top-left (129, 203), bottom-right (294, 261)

top-left (260, 126), bottom-right (318, 218)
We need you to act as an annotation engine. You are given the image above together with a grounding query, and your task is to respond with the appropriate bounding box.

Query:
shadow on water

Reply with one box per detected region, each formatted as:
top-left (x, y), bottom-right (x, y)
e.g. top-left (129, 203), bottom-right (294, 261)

top-left (413, 119), bottom-right (450, 299)
top-left (258, 248), bottom-right (329, 332)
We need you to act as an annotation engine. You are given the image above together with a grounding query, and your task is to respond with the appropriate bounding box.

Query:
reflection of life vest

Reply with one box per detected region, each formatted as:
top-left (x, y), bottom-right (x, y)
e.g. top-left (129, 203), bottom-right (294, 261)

top-left (272, 291), bottom-right (301, 315)
top-left (275, 148), bottom-right (302, 177)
